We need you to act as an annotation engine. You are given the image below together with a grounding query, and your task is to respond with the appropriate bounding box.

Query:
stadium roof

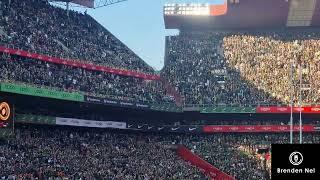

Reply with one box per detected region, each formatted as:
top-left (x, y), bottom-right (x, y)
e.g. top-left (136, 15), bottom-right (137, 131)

top-left (164, 0), bottom-right (320, 30)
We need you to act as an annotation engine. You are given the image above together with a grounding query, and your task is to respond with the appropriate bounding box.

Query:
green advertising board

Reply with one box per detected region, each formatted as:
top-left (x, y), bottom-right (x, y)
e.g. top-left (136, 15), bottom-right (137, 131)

top-left (201, 106), bottom-right (256, 113)
top-left (151, 104), bottom-right (182, 113)
top-left (0, 82), bottom-right (84, 102)
top-left (16, 114), bottom-right (56, 124)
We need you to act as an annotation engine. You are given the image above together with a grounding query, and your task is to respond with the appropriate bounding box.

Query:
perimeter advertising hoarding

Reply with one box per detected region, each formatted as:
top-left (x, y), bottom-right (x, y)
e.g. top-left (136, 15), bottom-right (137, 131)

top-left (56, 117), bottom-right (126, 129)
top-left (84, 95), bottom-right (150, 109)
top-left (257, 106), bottom-right (320, 113)
top-left (203, 125), bottom-right (315, 133)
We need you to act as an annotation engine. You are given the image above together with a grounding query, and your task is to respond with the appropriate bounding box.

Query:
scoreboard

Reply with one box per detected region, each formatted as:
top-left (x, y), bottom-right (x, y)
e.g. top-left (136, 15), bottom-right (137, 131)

top-left (164, 1), bottom-right (228, 16)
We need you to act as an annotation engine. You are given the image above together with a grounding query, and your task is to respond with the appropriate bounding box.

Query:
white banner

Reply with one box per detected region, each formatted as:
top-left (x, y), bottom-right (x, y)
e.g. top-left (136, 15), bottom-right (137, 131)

top-left (55, 117), bottom-right (126, 129)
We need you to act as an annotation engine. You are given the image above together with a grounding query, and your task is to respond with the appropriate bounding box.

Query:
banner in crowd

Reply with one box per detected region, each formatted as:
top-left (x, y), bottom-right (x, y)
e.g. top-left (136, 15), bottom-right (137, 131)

top-left (177, 145), bottom-right (235, 180)
top-left (56, 117), bottom-right (127, 129)
top-left (201, 107), bottom-right (256, 113)
top-left (257, 106), bottom-right (320, 113)
top-left (203, 125), bottom-right (315, 133)
top-left (16, 114), bottom-right (56, 125)
top-left (0, 82), bottom-right (84, 102)
top-left (0, 46), bottom-right (160, 80)
top-left (84, 95), bottom-right (150, 109)
top-left (126, 124), bottom-right (202, 133)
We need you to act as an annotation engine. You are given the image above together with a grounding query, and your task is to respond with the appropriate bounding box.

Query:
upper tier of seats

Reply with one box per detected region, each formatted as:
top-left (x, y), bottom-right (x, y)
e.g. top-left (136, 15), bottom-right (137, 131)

top-left (163, 31), bottom-right (320, 106)
top-left (0, 0), bottom-right (154, 74)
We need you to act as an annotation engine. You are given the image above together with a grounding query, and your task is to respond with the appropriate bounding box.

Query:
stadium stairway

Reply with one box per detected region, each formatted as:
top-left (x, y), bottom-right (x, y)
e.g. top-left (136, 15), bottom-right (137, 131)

top-left (53, 39), bottom-right (70, 53)
top-left (0, 27), bottom-right (9, 38)
top-left (160, 78), bottom-right (183, 106)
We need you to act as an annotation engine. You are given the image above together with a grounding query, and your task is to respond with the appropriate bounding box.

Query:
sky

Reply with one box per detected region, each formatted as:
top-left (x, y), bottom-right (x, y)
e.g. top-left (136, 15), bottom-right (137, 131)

top-left (54, 0), bottom-right (225, 71)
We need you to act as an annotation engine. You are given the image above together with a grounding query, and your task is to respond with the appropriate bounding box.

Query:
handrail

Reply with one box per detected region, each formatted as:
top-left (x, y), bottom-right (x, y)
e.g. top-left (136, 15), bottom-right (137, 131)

top-left (0, 45), bottom-right (159, 78)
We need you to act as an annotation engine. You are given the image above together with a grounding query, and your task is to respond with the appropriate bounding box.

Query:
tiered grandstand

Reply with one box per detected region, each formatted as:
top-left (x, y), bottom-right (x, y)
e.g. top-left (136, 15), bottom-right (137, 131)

top-left (1, 0), bottom-right (320, 179)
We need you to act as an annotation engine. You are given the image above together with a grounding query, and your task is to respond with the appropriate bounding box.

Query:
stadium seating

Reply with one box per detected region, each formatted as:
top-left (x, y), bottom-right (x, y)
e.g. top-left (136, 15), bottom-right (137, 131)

top-left (0, 125), bottom-right (208, 179)
top-left (0, 0), bottom-right (153, 74)
top-left (184, 133), bottom-right (320, 179)
top-left (0, 54), bottom-right (173, 104)
top-left (0, 0), bottom-right (180, 105)
top-left (163, 31), bottom-right (320, 106)
top-left (1, 125), bottom-right (319, 179)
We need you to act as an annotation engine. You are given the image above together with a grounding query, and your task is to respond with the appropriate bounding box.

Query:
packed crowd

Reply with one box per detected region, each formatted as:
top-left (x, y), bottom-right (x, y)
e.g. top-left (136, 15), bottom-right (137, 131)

top-left (0, 54), bottom-right (173, 104)
top-left (163, 32), bottom-right (280, 106)
top-left (0, 0), bottom-right (154, 74)
top-left (223, 31), bottom-right (320, 105)
top-left (181, 133), bottom-right (320, 180)
top-left (2, 0), bottom-right (320, 107)
top-left (163, 30), bottom-right (320, 106)
top-left (3, 125), bottom-right (319, 179)
top-left (0, 125), bottom-right (208, 179)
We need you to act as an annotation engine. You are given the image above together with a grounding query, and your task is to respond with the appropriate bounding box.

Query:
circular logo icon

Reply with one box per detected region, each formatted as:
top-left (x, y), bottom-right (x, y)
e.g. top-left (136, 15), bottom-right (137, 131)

top-left (0, 102), bottom-right (10, 121)
top-left (289, 151), bottom-right (303, 166)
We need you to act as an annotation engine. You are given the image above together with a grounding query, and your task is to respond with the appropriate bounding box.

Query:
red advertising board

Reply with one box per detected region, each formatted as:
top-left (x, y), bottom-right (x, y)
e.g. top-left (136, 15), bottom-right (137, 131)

top-left (257, 106), bottom-right (320, 113)
top-left (0, 47), bottom-right (160, 81)
top-left (203, 125), bottom-right (315, 133)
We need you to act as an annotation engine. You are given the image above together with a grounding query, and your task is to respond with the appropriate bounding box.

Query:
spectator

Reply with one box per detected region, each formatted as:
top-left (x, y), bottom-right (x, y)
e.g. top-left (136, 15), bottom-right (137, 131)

top-left (0, 0), bottom-right (154, 74)
top-left (0, 54), bottom-right (174, 104)
top-left (163, 31), bottom-right (320, 106)
top-left (0, 125), bottom-right (209, 179)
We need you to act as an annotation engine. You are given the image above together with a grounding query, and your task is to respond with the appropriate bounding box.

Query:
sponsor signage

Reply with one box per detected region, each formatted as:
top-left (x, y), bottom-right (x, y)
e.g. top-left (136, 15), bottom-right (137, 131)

top-left (257, 106), bottom-right (320, 113)
top-left (126, 124), bottom-right (202, 133)
top-left (272, 144), bottom-right (320, 179)
top-left (201, 107), bottom-right (256, 113)
top-left (0, 46), bottom-right (160, 80)
top-left (203, 125), bottom-right (315, 133)
top-left (56, 117), bottom-right (126, 129)
top-left (84, 95), bottom-right (150, 109)
top-left (0, 82), bottom-right (84, 102)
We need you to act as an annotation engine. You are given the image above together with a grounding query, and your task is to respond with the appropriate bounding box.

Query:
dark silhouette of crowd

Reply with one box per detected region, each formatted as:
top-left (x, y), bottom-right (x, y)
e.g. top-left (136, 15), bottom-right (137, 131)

top-left (163, 31), bottom-right (320, 106)
top-left (0, 54), bottom-right (173, 104)
top-left (0, 0), bottom-right (154, 74)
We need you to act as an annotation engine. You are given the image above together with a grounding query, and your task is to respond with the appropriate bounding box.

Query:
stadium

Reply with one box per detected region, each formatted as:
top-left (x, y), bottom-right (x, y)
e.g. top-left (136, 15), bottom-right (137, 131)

top-left (1, 0), bottom-right (320, 179)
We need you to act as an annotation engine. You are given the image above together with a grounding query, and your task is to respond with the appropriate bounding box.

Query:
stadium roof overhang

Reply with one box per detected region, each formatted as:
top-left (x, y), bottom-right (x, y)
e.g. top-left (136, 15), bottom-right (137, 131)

top-left (164, 0), bottom-right (320, 30)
